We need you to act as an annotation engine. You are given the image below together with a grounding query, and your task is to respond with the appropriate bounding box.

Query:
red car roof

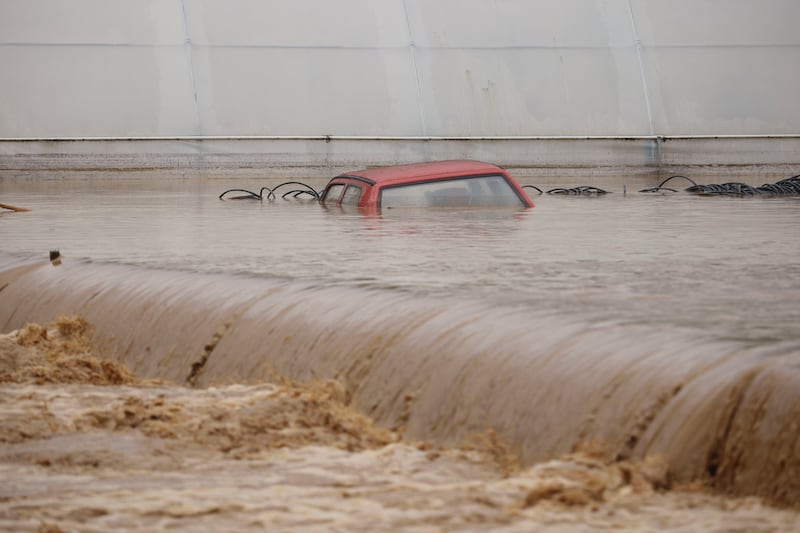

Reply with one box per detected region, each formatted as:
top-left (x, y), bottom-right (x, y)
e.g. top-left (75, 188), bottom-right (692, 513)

top-left (339, 160), bottom-right (507, 185)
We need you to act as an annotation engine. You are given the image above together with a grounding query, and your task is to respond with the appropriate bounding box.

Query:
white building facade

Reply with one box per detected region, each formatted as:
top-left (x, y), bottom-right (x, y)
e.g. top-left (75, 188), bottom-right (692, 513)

top-left (1, 0), bottom-right (799, 177)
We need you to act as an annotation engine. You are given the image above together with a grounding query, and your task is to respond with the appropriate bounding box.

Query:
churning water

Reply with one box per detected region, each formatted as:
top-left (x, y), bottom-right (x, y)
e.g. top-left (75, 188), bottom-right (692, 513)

top-left (1, 174), bottom-right (799, 530)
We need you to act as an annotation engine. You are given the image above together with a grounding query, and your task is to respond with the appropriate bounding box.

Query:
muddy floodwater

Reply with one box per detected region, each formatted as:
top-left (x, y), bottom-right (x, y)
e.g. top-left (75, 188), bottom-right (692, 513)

top-left (1, 175), bottom-right (799, 531)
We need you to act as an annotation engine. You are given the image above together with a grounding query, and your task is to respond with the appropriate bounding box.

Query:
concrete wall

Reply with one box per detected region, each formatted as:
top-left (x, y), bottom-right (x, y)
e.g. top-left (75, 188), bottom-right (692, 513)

top-left (1, 1), bottom-right (799, 178)
top-left (2, 0), bottom-right (799, 138)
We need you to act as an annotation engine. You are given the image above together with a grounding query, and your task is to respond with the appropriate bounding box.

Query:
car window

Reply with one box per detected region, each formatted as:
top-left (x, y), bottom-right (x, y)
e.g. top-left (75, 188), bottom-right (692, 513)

top-left (322, 183), bottom-right (344, 205)
top-left (341, 184), bottom-right (362, 206)
top-left (380, 175), bottom-right (524, 208)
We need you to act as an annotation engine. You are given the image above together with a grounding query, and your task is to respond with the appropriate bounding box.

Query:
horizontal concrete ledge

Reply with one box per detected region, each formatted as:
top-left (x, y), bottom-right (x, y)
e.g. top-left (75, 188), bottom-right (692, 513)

top-left (2, 135), bottom-right (799, 182)
top-left (3, 134), bottom-right (800, 142)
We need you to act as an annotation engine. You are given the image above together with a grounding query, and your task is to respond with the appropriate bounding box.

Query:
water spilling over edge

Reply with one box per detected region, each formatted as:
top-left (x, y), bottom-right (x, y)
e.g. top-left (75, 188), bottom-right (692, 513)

top-left (1, 256), bottom-right (798, 508)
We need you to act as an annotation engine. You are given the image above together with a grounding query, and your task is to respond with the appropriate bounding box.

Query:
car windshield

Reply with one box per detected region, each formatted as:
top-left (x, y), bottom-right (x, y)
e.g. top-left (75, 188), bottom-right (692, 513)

top-left (379, 175), bottom-right (524, 208)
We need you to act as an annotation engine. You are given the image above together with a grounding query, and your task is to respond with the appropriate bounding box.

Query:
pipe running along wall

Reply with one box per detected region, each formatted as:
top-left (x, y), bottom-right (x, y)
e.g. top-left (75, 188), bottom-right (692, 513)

top-left (1, 257), bottom-right (799, 507)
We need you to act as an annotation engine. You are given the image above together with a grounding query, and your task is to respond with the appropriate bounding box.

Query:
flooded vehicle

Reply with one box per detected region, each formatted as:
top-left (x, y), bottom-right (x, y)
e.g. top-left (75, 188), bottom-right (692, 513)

top-left (320, 160), bottom-right (535, 209)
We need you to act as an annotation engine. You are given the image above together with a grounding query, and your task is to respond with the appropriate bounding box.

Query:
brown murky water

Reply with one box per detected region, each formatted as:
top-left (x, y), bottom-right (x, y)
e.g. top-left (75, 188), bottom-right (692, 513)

top-left (2, 176), bottom-right (799, 342)
top-left (1, 176), bottom-right (799, 530)
top-left (1, 317), bottom-right (798, 532)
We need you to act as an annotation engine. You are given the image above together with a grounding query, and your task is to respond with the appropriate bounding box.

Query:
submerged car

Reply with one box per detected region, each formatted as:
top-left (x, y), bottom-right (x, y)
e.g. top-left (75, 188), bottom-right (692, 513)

top-left (320, 160), bottom-right (534, 209)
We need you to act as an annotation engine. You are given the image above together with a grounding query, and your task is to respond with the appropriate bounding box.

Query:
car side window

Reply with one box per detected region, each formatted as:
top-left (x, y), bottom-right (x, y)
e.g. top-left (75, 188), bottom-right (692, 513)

top-left (322, 184), bottom-right (344, 205)
top-left (341, 185), bottom-right (362, 206)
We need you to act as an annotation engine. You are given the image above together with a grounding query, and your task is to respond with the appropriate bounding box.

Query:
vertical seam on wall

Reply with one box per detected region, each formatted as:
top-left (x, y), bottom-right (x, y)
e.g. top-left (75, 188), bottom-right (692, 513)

top-left (180, 0), bottom-right (202, 135)
top-left (626, 0), bottom-right (655, 136)
top-left (400, 0), bottom-right (427, 135)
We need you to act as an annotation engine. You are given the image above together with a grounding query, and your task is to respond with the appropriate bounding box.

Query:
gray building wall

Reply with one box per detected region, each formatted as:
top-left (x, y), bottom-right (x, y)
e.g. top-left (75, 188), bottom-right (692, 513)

top-left (1, 0), bottom-right (799, 178)
top-left (3, 0), bottom-right (799, 137)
